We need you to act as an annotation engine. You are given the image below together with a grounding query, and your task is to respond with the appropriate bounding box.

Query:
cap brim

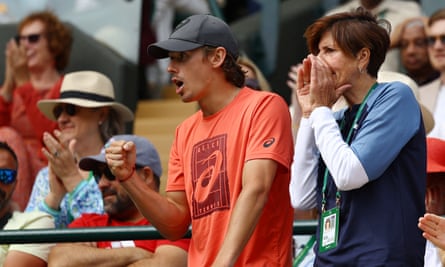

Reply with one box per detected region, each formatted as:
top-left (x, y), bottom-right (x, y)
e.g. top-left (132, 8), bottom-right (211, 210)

top-left (79, 154), bottom-right (107, 171)
top-left (147, 39), bottom-right (203, 59)
top-left (37, 99), bottom-right (134, 122)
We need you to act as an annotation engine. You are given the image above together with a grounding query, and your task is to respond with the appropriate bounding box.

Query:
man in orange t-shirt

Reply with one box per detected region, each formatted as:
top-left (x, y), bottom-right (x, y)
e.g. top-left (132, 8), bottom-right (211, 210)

top-left (105, 14), bottom-right (294, 266)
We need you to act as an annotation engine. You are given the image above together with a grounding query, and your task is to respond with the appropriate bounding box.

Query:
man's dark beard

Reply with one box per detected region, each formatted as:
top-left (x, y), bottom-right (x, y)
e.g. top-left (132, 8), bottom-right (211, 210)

top-left (102, 189), bottom-right (136, 220)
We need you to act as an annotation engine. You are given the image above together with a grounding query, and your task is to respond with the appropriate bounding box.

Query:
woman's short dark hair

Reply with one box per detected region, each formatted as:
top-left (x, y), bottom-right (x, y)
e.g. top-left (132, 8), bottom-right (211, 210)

top-left (304, 7), bottom-right (390, 77)
top-left (18, 10), bottom-right (73, 71)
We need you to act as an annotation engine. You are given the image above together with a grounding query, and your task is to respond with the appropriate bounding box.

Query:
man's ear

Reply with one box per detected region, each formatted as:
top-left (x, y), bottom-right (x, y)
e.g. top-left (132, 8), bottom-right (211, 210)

top-left (140, 166), bottom-right (156, 190)
top-left (210, 46), bottom-right (227, 68)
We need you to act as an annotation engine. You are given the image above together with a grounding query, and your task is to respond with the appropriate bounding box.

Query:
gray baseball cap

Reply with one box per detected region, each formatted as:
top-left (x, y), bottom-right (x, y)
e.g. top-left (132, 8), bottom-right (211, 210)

top-left (79, 135), bottom-right (162, 178)
top-left (147, 14), bottom-right (239, 59)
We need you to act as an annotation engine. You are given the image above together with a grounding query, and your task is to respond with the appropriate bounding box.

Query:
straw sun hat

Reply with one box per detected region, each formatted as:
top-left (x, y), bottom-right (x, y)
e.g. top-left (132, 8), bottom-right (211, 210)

top-left (37, 71), bottom-right (134, 122)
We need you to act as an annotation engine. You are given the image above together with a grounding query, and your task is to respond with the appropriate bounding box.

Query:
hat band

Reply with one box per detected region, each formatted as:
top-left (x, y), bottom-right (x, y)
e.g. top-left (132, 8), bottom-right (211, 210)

top-left (60, 91), bottom-right (114, 102)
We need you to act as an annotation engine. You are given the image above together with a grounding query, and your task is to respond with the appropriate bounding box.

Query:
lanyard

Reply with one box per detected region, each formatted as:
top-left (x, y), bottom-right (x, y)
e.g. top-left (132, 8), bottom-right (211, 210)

top-left (321, 82), bottom-right (378, 212)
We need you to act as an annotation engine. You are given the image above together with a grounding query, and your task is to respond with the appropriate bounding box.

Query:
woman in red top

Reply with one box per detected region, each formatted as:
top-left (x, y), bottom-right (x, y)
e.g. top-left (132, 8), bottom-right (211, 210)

top-left (0, 10), bottom-right (72, 210)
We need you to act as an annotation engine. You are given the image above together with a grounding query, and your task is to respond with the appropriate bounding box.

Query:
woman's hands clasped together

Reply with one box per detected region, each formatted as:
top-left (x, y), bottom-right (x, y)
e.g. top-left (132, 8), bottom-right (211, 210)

top-left (293, 55), bottom-right (351, 118)
top-left (41, 130), bottom-right (83, 209)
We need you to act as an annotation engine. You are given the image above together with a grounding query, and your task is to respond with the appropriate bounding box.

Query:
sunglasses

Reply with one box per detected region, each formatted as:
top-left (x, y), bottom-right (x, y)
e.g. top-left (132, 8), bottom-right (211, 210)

top-left (0, 169), bottom-right (17, 185)
top-left (93, 167), bottom-right (116, 183)
top-left (53, 104), bottom-right (77, 119)
top-left (426, 35), bottom-right (445, 47)
top-left (14, 33), bottom-right (42, 45)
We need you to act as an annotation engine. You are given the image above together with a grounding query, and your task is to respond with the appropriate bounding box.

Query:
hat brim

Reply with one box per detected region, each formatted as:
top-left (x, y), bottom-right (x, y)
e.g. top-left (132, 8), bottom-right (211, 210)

top-left (147, 39), bottom-right (203, 59)
top-left (79, 154), bottom-right (107, 171)
top-left (37, 98), bottom-right (134, 122)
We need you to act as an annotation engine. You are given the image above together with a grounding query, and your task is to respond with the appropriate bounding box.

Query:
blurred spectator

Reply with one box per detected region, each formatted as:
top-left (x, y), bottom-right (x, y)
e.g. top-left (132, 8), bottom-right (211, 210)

top-left (419, 8), bottom-right (445, 139)
top-left (390, 16), bottom-right (439, 86)
top-left (0, 141), bottom-right (55, 267)
top-left (326, 0), bottom-right (422, 72)
top-left (237, 53), bottom-right (271, 91)
top-left (0, 10), bottom-right (72, 210)
top-left (48, 135), bottom-right (189, 267)
top-left (25, 71), bottom-right (133, 228)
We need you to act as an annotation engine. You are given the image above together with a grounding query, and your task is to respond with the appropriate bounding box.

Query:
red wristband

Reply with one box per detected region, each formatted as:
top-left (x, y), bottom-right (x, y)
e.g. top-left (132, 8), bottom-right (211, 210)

top-left (118, 166), bottom-right (135, 182)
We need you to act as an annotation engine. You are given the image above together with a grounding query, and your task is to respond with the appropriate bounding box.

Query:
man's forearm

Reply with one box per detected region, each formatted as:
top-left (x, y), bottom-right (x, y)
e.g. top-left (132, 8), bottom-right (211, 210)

top-left (212, 159), bottom-right (277, 266)
top-left (212, 185), bottom-right (269, 266)
top-left (121, 176), bottom-right (191, 240)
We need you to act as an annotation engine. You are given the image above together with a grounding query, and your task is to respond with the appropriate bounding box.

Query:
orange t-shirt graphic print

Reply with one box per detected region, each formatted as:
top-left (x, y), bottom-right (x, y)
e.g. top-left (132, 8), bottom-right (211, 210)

top-left (192, 134), bottom-right (230, 219)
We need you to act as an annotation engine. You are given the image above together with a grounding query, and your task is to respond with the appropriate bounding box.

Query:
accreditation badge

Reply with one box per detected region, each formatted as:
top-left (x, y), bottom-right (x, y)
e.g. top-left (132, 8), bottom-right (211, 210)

top-left (319, 207), bottom-right (339, 252)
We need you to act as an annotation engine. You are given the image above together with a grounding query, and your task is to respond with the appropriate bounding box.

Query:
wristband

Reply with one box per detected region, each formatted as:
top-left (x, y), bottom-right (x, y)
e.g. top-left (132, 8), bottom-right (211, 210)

top-left (118, 166), bottom-right (135, 182)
